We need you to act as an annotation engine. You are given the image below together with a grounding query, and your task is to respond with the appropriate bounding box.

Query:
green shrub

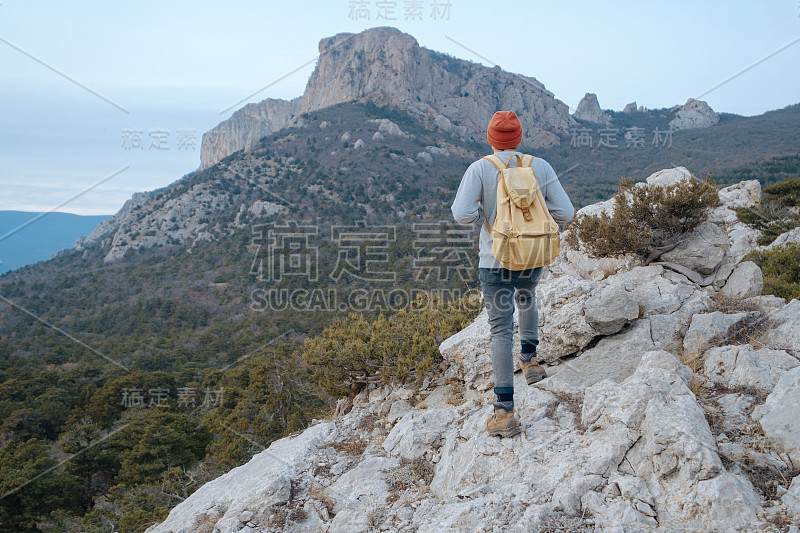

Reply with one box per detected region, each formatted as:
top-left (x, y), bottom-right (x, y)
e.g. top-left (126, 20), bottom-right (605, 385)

top-left (743, 244), bottom-right (800, 301)
top-left (566, 177), bottom-right (719, 261)
top-left (735, 177), bottom-right (800, 246)
top-left (302, 293), bottom-right (482, 399)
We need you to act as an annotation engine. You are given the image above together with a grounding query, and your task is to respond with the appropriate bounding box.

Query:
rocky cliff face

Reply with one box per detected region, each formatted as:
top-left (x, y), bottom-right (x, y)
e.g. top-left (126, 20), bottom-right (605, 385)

top-left (200, 27), bottom-right (575, 169)
top-left (145, 170), bottom-right (800, 532)
top-left (200, 98), bottom-right (300, 170)
top-left (669, 98), bottom-right (720, 131)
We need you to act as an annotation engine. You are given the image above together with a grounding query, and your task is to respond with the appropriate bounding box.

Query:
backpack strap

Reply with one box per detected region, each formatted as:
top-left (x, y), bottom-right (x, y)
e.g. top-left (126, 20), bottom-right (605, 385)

top-left (482, 154), bottom-right (507, 172)
top-left (482, 155), bottom-right (505, 232)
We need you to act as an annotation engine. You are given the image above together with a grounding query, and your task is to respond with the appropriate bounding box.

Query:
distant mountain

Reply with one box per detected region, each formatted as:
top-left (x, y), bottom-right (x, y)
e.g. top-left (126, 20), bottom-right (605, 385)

top-left (201, 26), bottom-right (574, 169)
top-left (0, 211), bottom-right (108, 275)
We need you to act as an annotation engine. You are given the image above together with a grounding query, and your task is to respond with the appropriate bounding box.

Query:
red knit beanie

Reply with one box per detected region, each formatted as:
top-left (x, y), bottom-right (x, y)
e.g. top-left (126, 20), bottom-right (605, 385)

top-left (487, 111), bottom-right (523, 149)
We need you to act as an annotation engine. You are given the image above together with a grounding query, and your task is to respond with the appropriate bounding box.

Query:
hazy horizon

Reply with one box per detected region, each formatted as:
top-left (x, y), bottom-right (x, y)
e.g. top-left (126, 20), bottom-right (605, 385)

top-left (2, 1), bottom-right (799, 215)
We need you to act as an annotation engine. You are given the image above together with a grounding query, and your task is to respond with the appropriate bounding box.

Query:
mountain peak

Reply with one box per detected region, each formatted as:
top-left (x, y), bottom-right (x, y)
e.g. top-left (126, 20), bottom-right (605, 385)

top-left (200, 27), bottom-right (574, 169)
top-left (317, 26), bottom-right (416, 53)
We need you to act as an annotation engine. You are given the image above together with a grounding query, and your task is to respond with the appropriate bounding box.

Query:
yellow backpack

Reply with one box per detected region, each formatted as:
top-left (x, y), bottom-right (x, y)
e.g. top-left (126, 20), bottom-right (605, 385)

top-left (483, 153), bottom-right (560, 270)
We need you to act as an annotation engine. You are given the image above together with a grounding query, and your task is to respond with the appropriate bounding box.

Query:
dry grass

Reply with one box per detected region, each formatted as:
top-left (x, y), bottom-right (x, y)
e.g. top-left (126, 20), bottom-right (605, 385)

top-left (539, 509), bottom-right (595, 532)
top-left (707, 294), bottom-right (762, 314)
top-left (358, 412), bottom-right (380, 432)
top-left (724, 314), bottom-right (773, 348)
top-left (308, 485), bottom-right (335, 517)
top-left (703, 295), bottom-right (773, 349)
top-left (551, 391), bottom-right (587, 433)
top-left (269, 479), bottom-right (308, 529)
top-left (444, 377), bottom-right (465, 406)
top-left (367, 507), bottom-right (387, 530)
top-left (328, 439), bottom-right (369, 456)
top-left (385, 456), bottom-right (435, 503)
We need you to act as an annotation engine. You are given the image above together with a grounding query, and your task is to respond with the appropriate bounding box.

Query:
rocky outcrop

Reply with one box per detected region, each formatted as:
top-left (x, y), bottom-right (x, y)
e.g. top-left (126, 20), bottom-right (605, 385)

top-left (572, 93), bottom-right (611, 125)
top-left (200, 27), bottom-right (575, 169)
top-left (200, 98), bottom-right (300, 170)
top-left (146, 171), bottom-right (800, 532)
top-left (622, 101), bottom-right (637, 113)
top-left (669, 98), bottom-right (720, 131)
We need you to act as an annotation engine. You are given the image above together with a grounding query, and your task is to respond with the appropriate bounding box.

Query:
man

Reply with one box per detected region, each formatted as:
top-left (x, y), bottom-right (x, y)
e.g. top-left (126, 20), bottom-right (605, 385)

top-left (451, 110), bottom-right (574, 437)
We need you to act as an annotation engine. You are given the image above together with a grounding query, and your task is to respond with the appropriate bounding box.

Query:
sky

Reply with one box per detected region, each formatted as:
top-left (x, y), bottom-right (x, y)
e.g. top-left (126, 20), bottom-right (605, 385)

top-left (0, 0), bottom-right (799, 215)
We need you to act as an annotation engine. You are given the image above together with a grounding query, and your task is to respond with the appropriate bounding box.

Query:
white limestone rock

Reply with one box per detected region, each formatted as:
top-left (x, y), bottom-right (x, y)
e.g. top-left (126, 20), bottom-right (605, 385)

top-left (668, 98), bottom-right (719, 131)
top-left (583, 351), bottom-right (761, 531)
top-left (382, 409), bottom-right (457, 460)
top-left (367, 118), bottom-right (408, 137)
top-left (536, 275), bottom-right (600, 362)
top-left (702, 344), bottom-right (798, 391)
top-left (719, 261), bottom-right (763, 299)
top-left (145, 421), bottom-right (337, 533)
top-left (718, 180), bottom-right (761, 208)
top-left (763, 226), bottom-right (800, 250)
top-left (416, 151), bottom-right (433, 164)
top-left (573, 93), bottom-right (611, 125)
top-left (645, 166), bottom-right (692, 188)
top-left (661, 222), bottom-right (729, 275)
top-left (683, 311), bottom-right (761, 358)
top-left (783, 475), bottom-right (800, 519)
top-left (541, 320), bottom-right (656, 396)
top-left (762, 299), bottom-right (800, 357)
top-left (752, 367), bottom-right (800, 465)
top-left (583, 283), bottom-right (640, 335)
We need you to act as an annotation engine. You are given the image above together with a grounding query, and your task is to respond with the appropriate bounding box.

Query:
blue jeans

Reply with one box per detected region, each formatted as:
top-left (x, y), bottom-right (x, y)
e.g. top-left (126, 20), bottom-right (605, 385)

top-left (479, 266), bottom-right (544, 395)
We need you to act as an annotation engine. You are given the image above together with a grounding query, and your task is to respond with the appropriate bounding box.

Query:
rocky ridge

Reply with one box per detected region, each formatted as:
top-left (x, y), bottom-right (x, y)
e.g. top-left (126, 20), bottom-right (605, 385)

top-left (146, 169), bottom-right (800, 532)
top-left (200, 27), bottom-right (575, 169)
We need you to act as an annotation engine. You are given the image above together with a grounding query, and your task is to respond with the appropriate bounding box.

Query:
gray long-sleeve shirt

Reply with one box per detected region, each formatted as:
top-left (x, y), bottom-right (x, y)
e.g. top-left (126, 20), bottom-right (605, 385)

top-left (451, 150), bottom-right (575, 268)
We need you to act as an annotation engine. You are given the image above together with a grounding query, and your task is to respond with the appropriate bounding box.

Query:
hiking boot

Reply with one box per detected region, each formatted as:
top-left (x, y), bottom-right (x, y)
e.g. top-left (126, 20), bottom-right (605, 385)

top-left (519, 357), bottom-right (547, 384)
top-left (486, 403), bottom-right (521, 438)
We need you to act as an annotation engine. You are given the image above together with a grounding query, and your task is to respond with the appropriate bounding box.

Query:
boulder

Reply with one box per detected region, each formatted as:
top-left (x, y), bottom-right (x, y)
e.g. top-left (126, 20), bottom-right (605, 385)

top-left (763, 299), bottom-right (800, 356)
top-left (661, 222), bottom-right (729, 275)
top-left (583, 284), bottom-right (639, 335)
top-left (783, 475), bottom-right (800, 519)
top-left (327, 455), bottom-right (400, 531)
top-left (718, 180), bottom-right (761, 208)
top-left (382, 409), bottom-right (456, 460)
top-left (702, 344), bottom-right (798, 391)
top-left (752, 367), bottom-right (800, 465)
top-left (537, 275), bottom-right (600, 362)
top-left (726, 223), bottom-right (762, 262)
top-left (645, 166), bottom-right (692, 188)
top-left (145, 421), bottom-right (337, 533)
top-left (719, 261), bottom-right (763, 299)
top-left (683, 311), bottom-right (760, 358)
top-left (583, 351), bottom-right (761, 531)
top-left (541, 320), bottom-right (655, 396)
top-left (763, 226), bottom-right (800, 251)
